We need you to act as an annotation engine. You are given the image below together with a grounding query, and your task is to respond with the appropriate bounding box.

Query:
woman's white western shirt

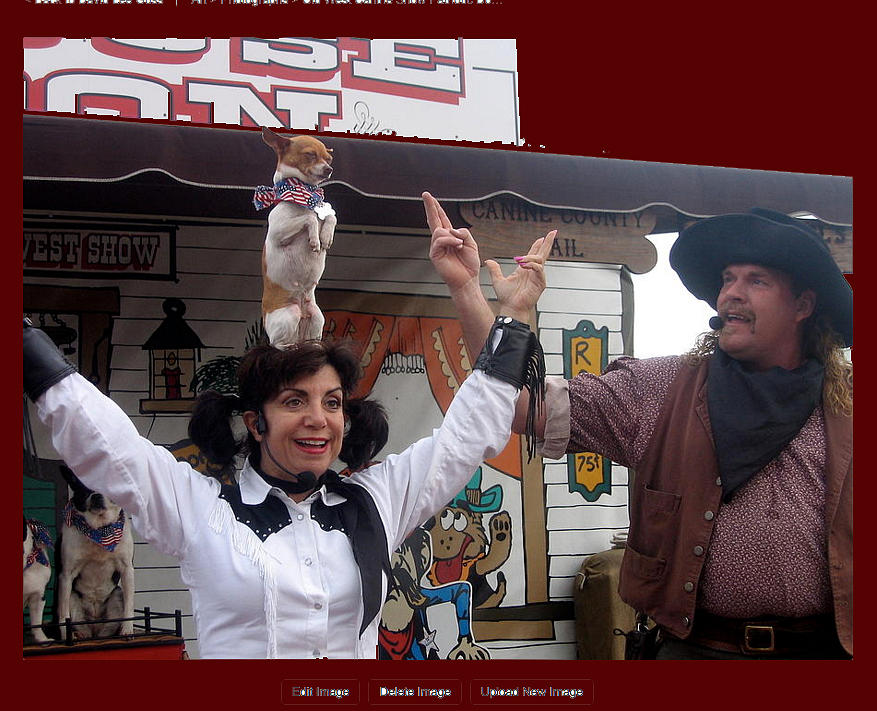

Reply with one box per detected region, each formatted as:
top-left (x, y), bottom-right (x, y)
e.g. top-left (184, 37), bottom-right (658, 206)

top-left (36, 369), bottom-right (517, 658)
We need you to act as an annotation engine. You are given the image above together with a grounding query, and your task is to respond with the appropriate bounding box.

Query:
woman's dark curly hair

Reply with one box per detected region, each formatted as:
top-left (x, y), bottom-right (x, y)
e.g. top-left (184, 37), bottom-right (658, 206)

top-left (188, 340), bottom-right (388, 476)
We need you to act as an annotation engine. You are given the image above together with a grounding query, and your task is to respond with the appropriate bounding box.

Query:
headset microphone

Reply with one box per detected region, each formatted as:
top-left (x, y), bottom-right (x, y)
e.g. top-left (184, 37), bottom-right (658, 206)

top-left (709, 316), bottom-right (723, 330)
top-left (262, 441), bottom-right (319, 493)
top-left (255, 411), bottom-right (319, 493)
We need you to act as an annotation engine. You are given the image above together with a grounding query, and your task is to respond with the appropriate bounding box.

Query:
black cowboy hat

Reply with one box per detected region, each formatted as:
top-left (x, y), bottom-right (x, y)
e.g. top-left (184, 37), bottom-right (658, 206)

top-left (669, 208), bottom-right (852, 347)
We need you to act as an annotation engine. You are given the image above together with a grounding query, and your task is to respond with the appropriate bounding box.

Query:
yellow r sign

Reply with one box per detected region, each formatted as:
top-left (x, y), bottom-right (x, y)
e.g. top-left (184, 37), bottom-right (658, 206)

top-left (563, 321), bottom-right (611, 502)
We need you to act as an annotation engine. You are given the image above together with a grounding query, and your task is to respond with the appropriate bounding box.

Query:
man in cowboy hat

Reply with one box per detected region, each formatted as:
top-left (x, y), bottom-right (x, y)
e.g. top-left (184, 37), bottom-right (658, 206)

top-left (424, 193), bottom-right (852, 659)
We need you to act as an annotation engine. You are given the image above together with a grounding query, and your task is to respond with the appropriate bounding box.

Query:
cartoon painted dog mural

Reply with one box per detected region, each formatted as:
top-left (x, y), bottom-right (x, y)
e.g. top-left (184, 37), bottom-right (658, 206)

top-left (424, 468), bottom-right (512, 609)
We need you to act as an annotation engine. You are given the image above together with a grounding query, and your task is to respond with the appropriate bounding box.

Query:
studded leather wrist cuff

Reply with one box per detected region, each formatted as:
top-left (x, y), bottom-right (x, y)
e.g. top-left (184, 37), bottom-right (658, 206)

top-left (473, 316), bottom-right (546, 460)
top-left (473, 316), bottom-right (535, 387)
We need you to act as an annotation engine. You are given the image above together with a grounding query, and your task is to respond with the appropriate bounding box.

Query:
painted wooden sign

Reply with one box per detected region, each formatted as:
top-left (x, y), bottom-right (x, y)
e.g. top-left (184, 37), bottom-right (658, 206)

top-left (459, 197), bottom-right (658, 274)
top-left (563, 320), bottom-right (612, 502)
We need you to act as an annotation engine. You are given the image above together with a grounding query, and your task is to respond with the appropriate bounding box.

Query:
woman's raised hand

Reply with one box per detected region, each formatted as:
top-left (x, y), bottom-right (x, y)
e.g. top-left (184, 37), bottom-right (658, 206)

top-left (485, 230), bottom-right (557, 321)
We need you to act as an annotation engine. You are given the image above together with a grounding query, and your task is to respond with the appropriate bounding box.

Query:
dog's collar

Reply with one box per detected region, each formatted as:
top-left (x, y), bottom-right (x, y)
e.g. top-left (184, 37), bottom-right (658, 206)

top-left (25, 519), bottom-right (53, 569)
top-left (63, 502), bottom-right (126, 552)
top-left (253, 177), bottom-right (335, 219)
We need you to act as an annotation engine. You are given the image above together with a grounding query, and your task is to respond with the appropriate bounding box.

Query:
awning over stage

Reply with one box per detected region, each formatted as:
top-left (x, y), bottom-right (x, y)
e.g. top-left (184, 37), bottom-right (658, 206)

top-left (23, 112), bottom-right (852, 235)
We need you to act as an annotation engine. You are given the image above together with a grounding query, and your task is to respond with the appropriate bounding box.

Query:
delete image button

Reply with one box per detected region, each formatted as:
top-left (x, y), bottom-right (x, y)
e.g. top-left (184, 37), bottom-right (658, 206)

top-left (370, 679), bottom-right (461, 704)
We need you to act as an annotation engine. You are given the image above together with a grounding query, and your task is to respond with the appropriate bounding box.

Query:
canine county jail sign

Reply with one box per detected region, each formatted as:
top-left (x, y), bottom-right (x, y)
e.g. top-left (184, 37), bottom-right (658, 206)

top-left (563, 321), bottom-right (611, 502)
top-left (459, 197), bottom-right (657, 273)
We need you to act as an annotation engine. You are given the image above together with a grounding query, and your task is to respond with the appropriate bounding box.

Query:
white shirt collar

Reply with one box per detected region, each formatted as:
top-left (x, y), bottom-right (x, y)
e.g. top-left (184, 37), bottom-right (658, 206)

top-left (239, 459), bottom-right (347, 506)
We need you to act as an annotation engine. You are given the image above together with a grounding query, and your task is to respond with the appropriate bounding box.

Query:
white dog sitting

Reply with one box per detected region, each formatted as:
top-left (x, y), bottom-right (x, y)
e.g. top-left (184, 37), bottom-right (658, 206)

top-left (23, 516), bottom-right (53, 644)
top-left (57, 466), bottom-right (135, 639)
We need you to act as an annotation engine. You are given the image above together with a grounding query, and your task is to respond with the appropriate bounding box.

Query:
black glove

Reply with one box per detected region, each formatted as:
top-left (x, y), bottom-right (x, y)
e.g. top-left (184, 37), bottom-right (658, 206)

top-left (23, 318), bottom-right (77, 401)
top-left (473, 316), bottom-right (546, 460)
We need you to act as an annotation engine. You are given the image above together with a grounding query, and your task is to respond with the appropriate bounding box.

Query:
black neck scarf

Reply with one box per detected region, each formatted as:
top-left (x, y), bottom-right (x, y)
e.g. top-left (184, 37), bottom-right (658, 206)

top-left (707, 348), bottom-right (824, 502)
top-left (256, 468), bottom-right (391, 636)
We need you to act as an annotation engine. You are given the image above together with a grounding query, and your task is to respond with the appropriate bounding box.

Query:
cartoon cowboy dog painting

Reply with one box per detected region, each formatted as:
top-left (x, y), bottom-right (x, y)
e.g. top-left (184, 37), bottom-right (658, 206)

top-left (423, 468), bottom-right (512, 609)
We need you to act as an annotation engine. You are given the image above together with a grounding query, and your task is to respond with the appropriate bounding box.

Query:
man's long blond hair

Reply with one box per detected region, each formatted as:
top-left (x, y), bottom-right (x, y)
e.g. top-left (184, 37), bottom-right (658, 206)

top-left (685, 312), bottom-right (852, 417)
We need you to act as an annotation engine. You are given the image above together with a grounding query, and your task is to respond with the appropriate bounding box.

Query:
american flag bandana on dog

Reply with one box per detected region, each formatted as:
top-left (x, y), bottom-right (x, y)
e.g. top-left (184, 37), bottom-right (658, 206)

top-left (25, 519), bottom-right (53, 568)
top-left (253, 177), bottom-right (325, 211)
top-left (63, 502), bottom-right (126, 552)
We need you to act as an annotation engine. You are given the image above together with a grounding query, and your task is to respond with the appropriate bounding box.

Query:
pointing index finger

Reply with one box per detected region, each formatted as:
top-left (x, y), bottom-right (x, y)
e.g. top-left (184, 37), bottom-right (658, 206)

top-left (422, 191), bottom-right (453, 231)
top-left (539, 230), bottom-right (558, 259)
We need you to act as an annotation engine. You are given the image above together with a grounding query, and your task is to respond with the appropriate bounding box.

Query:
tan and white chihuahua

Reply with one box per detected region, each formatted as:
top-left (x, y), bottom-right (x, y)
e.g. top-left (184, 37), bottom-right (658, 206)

top-left (255, 127), bottom-right (336, 348)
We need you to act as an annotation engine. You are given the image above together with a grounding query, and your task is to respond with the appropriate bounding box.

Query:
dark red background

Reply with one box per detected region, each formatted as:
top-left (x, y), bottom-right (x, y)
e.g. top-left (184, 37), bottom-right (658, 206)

top-left (10, 4), bottom-right (866, 709)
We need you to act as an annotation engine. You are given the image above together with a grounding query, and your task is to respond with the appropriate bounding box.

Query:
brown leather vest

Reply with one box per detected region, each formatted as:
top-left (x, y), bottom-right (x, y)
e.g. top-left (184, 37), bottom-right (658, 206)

top-left (618, 358), bottom-right (852, 655)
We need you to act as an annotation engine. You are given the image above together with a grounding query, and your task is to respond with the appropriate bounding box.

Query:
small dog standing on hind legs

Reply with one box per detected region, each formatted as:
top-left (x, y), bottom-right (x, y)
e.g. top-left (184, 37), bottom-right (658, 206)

top-left (254, 127), bottom-right (337, 348)
top-left (57, 465), bottom-right (135, 639)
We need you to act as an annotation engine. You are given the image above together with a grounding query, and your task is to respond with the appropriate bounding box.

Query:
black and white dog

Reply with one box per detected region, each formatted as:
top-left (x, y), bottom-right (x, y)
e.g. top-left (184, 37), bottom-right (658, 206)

top-left (23, 516), bottom-right (53, 643)
top-left (57, 466), bottom-right (135, 639)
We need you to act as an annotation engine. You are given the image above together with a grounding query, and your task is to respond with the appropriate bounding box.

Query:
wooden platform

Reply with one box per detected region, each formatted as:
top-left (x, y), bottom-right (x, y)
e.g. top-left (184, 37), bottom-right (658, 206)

top-left (24, 634), bottom-right (186, 660)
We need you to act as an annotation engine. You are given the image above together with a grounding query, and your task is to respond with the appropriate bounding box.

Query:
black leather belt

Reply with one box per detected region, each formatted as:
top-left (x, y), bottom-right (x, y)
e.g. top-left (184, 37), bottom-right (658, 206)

top-left (685, 612), bottom-right (839, 656)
